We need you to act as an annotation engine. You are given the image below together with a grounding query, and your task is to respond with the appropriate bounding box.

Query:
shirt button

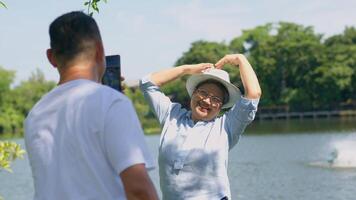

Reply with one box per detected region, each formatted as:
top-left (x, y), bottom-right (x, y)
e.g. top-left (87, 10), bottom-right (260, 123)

top-left (174, 160), bottom-right (184, 169)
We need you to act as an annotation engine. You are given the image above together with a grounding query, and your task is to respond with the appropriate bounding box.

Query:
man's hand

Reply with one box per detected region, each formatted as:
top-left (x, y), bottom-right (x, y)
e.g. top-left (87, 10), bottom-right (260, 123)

top-left (120, 76), bottom-right (126, 92)
top-left (120, 164), bottom-right (158, 200)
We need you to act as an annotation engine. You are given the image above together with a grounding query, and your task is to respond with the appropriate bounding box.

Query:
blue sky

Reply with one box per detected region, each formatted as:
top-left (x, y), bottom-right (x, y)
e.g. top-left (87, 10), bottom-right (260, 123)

top-left (1, 0), bottom-right (355, 85)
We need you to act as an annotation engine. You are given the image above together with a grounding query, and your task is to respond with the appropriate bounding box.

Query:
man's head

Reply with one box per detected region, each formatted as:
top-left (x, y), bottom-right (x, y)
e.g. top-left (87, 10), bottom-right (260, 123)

top-left (47, 11), bottom-right (105, 81)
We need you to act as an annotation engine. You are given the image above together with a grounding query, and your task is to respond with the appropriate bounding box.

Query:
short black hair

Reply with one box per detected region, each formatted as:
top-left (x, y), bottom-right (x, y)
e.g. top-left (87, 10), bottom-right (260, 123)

top-left (49, 11), bottom-right (102, 65)
top-left (195, 80), bottom-right (229, 104)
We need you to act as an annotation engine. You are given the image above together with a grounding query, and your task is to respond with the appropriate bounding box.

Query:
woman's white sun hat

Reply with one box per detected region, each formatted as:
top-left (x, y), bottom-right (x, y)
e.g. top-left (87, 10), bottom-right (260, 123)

top-left (186, 68), bottom-right (241, 109)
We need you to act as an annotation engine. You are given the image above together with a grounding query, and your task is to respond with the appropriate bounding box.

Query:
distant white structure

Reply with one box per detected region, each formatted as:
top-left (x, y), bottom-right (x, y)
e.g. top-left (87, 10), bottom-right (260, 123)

top-left (125, 79), bottom-right (139, 88)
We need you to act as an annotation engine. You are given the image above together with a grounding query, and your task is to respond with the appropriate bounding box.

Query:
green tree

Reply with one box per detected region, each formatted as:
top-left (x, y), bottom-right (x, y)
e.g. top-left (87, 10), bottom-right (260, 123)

top-left (0, 106), bottom-right (23, 137)
top-left (0, 67), bottom-right (17, 135)
top-left (10, 69), bottom-right (56, 118)
top-left (175, 40), bottom-right (230, 66)
top-left (322, 27), bottom-right (356, 103)
top-left (0, 67), bottom-right (15, 105)
top-left (230, 22), bottom-right (326, 110)
top-left (230, 24), bottom-right (275, 105)
top-left (270, 22), bottom-right (325, 110)
top-left (0, 68), bottom-right (55, 136)
top-left (125, 87), bottom-right (160, 134)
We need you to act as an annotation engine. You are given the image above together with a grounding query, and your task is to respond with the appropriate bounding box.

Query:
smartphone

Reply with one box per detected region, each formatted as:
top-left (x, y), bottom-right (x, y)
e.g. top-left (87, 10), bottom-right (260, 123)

top-left (102, 55), bottom-right (122, 92)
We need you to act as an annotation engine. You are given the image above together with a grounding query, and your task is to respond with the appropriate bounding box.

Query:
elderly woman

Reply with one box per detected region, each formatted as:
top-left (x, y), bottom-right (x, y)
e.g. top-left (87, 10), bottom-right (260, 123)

top-left (140, 54), bottom-right (261, 200)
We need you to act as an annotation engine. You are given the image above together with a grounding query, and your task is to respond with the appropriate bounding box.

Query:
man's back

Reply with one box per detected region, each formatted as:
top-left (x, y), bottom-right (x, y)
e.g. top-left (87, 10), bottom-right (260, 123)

top-left (25, 79), bottom-right (154, 200)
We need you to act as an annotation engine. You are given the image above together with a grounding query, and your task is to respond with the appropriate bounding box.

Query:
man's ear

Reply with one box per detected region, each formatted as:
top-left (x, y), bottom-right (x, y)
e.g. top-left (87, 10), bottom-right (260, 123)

top-left (95, 41), bottom-right (105, 64)
top-left (46, 49), bottom-right (58, 68)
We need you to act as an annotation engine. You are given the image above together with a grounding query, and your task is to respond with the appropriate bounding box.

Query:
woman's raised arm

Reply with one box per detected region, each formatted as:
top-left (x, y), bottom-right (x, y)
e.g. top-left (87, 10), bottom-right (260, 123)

top-left (150, 63), bottom-right (213, 87)
top-left (215, 54), bottom-right (261, 99)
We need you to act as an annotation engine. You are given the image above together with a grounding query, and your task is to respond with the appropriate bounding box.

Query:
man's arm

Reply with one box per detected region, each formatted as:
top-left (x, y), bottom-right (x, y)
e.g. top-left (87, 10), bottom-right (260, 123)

top-left (103, 98), bottom-right (157, 199)
top-left (120, 164), bottom-right (158, 200)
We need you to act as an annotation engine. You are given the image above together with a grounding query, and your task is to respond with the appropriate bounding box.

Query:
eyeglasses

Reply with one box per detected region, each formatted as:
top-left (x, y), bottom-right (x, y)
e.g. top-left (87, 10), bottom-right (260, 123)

top-left (194, 89), bottom-right (223, 107)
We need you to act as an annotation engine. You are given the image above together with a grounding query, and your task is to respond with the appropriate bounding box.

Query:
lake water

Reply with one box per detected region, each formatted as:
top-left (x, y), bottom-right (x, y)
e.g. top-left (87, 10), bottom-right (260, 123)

top-left (1, 118), bottom-right (356, 200)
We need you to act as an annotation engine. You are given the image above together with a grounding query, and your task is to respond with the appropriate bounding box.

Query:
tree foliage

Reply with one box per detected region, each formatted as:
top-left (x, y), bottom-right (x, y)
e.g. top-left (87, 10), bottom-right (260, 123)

top-left (0, 1), bottom-right (6, 9)
top-left (0, 68), bottom-right (55, 136)
top-left (0, 141), bottom-right (25, 172)
top-left (84, 0), bottom-right (107, 16)
top-left (168, 22), bottom-right (355, 112)
top-left (240, 22), bottom-right (327, 110)
top-left (0, 23), bottom-right (355, 137)
top-left (125, 87), bottom-right (160, 134)
top-left (0, 140), bottom-right (26, 200)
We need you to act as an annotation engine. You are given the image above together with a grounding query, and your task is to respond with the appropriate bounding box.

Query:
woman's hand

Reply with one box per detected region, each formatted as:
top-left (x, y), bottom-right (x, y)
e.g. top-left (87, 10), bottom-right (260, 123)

top-left (183, 63), bottom-right (214, 75)
top-left (214, 54), bottom-right (247, 69)
top-left (150, 63), bottom-right (213, 87)
top-left (215, 54), bottom-right (262, 99)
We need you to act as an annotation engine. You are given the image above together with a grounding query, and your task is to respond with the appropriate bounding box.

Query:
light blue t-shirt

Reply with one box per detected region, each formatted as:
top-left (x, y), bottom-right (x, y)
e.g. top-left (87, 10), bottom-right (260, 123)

top-left (140, 75), bottom-right (259, 200)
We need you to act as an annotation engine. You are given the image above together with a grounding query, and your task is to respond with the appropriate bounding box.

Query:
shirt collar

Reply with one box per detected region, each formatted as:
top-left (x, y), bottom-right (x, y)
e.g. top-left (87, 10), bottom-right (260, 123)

top-left (185, 111), bottom-right (216, 125)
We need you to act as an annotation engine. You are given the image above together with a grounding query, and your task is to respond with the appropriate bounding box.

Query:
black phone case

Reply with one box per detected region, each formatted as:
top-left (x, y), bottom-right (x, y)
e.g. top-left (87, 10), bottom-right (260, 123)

top-left (103, 55), bottom-right (121, 92)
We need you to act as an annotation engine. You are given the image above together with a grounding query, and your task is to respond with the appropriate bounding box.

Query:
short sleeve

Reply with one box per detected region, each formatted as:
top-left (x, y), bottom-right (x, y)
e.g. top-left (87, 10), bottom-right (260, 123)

top-left (139, 74), bottom-right (173, 125)
top-left (224, 96), bottom-right (259, 149)
top-left (103, 98), bottom-right (155, 174)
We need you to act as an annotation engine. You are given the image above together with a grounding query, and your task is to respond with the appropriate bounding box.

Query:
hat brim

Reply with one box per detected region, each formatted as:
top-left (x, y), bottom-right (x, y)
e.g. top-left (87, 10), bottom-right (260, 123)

top-left (186, 74), bottom-right (241, 109)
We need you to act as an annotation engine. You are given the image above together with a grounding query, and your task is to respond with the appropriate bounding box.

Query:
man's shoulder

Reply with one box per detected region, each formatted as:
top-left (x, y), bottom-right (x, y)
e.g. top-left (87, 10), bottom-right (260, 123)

top-left (27, 80), bottom-right (130, 118)
top-left (68, 79), bottom-right (129, 102)
top-left (98, 85), bottom-right (130, 103)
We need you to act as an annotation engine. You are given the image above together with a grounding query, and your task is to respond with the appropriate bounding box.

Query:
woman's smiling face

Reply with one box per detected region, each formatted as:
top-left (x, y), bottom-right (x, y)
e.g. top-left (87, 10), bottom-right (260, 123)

top-left (190, 82), bottom-right (225, 122)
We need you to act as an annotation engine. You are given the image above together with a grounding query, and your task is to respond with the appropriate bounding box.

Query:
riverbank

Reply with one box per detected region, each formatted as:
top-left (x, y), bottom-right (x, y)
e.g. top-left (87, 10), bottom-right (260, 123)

top-left (247, 116), bottom-right (356, 135)
top-left (1, 117), bottom-right (356, 140)
top-left (0, 132), bottom-right (23, 140)
top-left (256, 109), bottom-right (356, 120)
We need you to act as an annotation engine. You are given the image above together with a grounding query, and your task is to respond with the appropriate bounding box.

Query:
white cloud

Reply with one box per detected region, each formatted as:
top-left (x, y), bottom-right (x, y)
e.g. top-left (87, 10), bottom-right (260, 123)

top-left (288, 0), bottom-right (356, 36)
